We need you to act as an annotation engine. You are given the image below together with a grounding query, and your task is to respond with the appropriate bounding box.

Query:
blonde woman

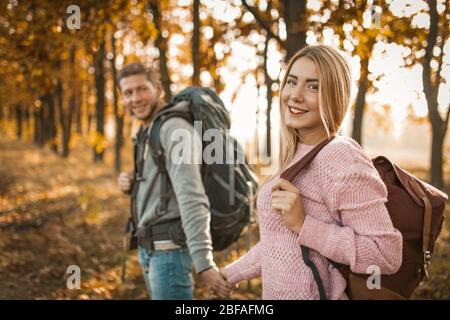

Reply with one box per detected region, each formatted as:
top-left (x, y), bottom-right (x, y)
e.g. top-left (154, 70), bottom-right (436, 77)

top-left (221, 45), bottom-right (403, 300)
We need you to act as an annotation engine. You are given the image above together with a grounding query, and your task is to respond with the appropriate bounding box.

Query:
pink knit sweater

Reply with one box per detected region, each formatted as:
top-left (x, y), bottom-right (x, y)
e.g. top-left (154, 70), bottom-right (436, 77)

top-left (222, 136), bottom-right (403, 300)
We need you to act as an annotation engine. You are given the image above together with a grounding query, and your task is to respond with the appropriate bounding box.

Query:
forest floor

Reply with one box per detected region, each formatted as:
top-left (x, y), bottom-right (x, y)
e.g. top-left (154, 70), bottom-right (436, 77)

top-left (0, 137), bottom-right (448, 300)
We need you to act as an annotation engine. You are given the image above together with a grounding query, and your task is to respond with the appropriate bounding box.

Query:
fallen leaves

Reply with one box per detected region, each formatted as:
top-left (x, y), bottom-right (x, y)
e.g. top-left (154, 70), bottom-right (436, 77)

top-left (0, 138), bottom-right (448, 300)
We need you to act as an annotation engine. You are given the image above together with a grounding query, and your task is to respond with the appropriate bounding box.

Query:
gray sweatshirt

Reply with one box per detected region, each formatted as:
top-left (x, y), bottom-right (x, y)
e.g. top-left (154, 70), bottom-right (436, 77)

top-left (135, 102), bottom-right (215, 273)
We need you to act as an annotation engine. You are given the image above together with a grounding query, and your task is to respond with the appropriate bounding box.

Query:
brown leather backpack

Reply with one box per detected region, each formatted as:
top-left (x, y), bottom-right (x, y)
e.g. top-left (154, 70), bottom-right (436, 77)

top-left (281, 138), bottom-right (448, 300)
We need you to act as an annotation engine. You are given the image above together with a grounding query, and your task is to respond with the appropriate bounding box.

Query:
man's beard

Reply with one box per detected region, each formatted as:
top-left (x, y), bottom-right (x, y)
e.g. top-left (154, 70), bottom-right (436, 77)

top-left (133, 101), bottom-right (160, 123)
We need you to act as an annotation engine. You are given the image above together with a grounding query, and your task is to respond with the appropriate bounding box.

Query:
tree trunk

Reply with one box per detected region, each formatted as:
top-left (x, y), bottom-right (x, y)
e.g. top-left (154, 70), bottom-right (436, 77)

top-left (34, 100), bottom-right (44, 146)
top-left (0, 99), bottom-right (3, 123)
top-left (431, 127), bottom-right (444, 189)
top-left (423, 0), bottom-right (446, 189)
top-left (34, 96), bottom-right (45, 146)
top-left (149, 0), bottom-right (172, 101)
top-left (94, 40), bottom-right (106, 162)
top-left (283, 0), bottom-right (307, 60)
top-left (62, 94), bottom-right (75, 158)
top-left (39, 105), bottom-right (45, 146)
top-left (16, 105), bottom-right (22, 139)
top-left (111, 32), bottom-right (124, 172)
top-left (263, 35), bottom-right (273, 158)
top-left (47, 90), bottom-right (58, 153)
top-left (24, 107), bottom-right (30, 137)
top-left (86, 85), bottom-right (93, 134)
top-left (8, 104), bottom-right (14, 121)
top-left (88, 111), bottom-right (93, 134)
top-left (76, 88), bottom-right (83, 135)
top-left (59, 47), bottom-right (77, 158)
top-left (33, 109), bottom-right (39, 144)
top-left (351, 57), bottom-right (369, 146)
top-left (57, 76), bottom-right (76, 158)
top-left (42, 99), bottom-right (49, 145)
top-left (192, 0), bottom-right (200, 86)
top-left (55, 79), bottom-right (65, 156)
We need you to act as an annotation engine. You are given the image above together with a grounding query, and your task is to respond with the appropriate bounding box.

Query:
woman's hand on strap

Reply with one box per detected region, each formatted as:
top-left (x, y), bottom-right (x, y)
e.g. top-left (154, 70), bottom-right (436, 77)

top-left (271, 178), bottom-right (305, 234)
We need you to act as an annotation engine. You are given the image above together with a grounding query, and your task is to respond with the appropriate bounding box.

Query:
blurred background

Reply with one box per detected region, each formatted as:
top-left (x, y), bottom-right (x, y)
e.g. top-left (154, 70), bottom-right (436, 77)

top-left (0, 0), bottom-right (448, 300)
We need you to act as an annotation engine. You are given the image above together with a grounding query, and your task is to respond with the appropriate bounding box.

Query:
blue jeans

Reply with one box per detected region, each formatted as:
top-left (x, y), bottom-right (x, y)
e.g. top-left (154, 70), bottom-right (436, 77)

top-left (139, 246), bottom-right (193, 300)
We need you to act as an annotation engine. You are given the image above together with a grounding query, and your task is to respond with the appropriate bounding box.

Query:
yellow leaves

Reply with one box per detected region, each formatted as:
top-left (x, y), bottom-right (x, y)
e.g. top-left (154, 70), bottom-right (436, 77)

top-left (79, 186), bottom-right (102, 224)
top-left (392, 19), bottom-right (408, 34)
top-left (79, 193), bottom-right (90, 213)
top-left (366, 28), bottom-right (379, 39)
top-left (381, 25), bottom-right (395, 39)
top-left (15, 21), bottom-right (29, 35)
top-left (50, 25), bottom-right (62, 33)
top-left (31, 68), bottom-right (43, 77)
top-left (149, 22), bottom-right (159, 40)
top-left (69, 132), bottom-right (81, 150)
top-left (88, 131), bottom-right (106, 154)
top-left (85, 208), bottom-right (100, 224)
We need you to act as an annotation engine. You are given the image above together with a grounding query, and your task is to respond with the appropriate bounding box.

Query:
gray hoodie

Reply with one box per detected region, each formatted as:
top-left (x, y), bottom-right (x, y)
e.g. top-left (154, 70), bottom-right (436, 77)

top-left (135, 102), bottom-right (215, 273)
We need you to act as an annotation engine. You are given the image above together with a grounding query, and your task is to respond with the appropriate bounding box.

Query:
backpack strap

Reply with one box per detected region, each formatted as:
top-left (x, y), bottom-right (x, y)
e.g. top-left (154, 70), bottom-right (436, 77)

top-left (279, 136), bottom-right (335, 300)
top-left (148, 109), bottom-right (194, 217)
top-left (128, 125), bottom-right (147, 236)
top-left (280, 137), bottom-right (334, 181)
top-left (301, 246), bottom-right (328, 300)
top-left (408, 179), bottom-right (433, 279)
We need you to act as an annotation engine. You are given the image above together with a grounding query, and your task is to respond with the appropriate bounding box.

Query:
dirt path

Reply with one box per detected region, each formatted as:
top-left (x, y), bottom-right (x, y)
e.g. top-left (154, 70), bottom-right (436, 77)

top-left (0, 139), bottom-right (149, 299)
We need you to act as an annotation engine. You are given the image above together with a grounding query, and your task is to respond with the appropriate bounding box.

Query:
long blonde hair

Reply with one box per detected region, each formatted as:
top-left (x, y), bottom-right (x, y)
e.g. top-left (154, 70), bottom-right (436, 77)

top-left (278, 45), bottom-right (352, 172)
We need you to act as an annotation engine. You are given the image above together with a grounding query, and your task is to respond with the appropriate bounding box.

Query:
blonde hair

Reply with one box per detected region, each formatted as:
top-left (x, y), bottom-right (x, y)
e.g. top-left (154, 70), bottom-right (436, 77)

top-left (277, 45), bottom-right (352, 172)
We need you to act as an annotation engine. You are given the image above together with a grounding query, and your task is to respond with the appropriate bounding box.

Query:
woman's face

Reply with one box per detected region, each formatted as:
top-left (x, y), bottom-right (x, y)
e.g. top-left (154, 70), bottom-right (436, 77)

top-left (280, 57), bottom-right (324, 134)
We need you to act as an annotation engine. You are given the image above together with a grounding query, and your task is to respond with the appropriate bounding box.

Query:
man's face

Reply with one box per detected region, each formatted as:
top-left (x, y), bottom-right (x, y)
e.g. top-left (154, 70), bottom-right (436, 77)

top-left (119, 74), bottom-right (162, 122)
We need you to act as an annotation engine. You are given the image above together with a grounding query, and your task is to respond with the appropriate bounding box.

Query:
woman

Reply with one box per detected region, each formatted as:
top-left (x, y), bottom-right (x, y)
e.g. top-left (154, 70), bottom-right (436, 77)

top-left (221, 45), bottom-right (403, 300)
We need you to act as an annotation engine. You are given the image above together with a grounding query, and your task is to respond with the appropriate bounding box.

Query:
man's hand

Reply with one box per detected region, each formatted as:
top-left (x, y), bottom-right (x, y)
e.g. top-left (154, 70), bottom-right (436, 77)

top-left (199, 267), bottom-right (234, 298)
top-left (118, 172), bottom-right (133, 194)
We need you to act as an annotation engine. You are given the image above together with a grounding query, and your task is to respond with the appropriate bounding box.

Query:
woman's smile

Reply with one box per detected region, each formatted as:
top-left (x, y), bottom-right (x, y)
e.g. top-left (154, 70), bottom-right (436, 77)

top-left (287, 104), bottom-right (309, 116)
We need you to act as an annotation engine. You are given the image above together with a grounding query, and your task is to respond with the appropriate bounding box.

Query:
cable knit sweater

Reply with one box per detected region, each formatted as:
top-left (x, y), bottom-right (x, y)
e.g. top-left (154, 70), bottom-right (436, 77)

top-left (222, 136), bottom-right (403, 300)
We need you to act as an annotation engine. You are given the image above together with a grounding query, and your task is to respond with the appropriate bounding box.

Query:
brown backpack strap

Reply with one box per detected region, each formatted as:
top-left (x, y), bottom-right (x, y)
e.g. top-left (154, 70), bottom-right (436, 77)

top-left (280, 136), bottom-right (335, 181)
top-left (408, 179), bottom-right (433, 279)
top-left (279, 136), bottom-right (334, 300)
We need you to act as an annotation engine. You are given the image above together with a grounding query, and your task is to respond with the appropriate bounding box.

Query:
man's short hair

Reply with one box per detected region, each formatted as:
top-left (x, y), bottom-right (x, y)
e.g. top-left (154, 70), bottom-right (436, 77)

top-left (117, 62), bottom-right (159, 86)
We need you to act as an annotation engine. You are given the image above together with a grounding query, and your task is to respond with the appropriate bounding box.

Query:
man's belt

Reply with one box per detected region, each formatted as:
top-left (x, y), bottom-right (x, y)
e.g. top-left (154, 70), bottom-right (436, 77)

top-left (153, 240), bottom-right (182, 251)
top-left (138, 219), bottom-right (184, 252)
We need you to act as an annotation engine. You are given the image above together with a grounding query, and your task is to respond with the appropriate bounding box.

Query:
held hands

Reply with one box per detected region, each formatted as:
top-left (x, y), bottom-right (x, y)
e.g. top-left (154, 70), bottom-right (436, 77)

top-left (271, 178), bottom-right (305, 234)
top-left (199, 267), bottom-right (235, 298)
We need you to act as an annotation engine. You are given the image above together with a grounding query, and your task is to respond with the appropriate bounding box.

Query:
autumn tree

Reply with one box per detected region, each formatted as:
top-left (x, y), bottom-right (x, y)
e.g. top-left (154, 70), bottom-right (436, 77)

top-left (147, 0), bottom-right (173, 101)
top-left (316, 1), bottom-right (428, 146)
top-left (422, 0), bottom-right (449, 189)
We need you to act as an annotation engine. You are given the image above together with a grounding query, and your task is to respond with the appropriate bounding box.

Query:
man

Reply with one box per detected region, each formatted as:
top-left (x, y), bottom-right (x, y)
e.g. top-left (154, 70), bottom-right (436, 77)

top-left (116, 62), bottom-right (232, 299)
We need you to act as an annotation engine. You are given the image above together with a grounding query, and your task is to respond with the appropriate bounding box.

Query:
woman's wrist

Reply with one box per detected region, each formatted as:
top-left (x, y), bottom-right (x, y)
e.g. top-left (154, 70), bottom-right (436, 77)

top-left (292, 216), bottom-right (305, 234)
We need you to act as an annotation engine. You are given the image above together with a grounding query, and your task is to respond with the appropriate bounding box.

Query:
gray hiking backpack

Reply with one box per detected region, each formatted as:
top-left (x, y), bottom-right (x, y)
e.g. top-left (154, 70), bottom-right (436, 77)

top-left (148, 87), bottom-right (258, 251)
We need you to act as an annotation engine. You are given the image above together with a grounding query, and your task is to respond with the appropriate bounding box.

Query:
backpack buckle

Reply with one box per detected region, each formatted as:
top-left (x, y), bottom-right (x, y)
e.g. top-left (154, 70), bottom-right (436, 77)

top-left (423, 250), bottom-right (431, 280)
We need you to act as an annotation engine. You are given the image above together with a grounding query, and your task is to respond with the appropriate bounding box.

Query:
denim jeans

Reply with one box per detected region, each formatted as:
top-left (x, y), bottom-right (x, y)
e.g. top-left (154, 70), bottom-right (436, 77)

top-left (139, 246), bottom-right (193, 300)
